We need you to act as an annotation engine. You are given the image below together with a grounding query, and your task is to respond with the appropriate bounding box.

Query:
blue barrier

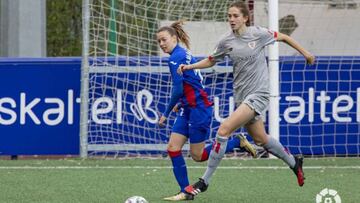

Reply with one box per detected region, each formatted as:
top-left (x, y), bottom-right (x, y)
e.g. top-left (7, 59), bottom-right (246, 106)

top-left (0, 58), bottom-right (81, 155)
top-left (0, 57), bottom-right (359, 155)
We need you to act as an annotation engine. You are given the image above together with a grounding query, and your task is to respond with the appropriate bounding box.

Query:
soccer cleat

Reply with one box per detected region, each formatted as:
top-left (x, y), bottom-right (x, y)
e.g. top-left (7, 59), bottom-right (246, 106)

top-left (185, 178), bottom-right (208, 196)
top-left (163, 192), bottom-right (194, 201)
top-left (237, 134), bottom-right (257, 158)
top-left (291, 155), bottom-right (305, 187)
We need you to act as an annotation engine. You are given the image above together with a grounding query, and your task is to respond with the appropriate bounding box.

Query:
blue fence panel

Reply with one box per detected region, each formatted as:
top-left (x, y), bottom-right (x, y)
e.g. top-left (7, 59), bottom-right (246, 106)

top-left (0, 58), bottom-right (81, 155)
top-left (0, 57), bottom-right (359, 155)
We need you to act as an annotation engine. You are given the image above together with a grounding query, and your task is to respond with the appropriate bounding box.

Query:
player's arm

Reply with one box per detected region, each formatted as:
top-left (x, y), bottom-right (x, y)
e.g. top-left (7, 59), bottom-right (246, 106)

top-left (159, 82), bottom-right (183, 127)
top-left (177, 57), bottom-right (215, 75)
top-left (177, 42), bottom-right (232, 75)
top-left (159, 56), bottom-right (184, 127)
top-left (277, 32), bottom-right (315, 65)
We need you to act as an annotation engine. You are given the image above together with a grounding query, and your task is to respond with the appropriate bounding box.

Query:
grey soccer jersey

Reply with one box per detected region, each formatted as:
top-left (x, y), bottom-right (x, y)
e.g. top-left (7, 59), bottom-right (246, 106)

top-left (213, 26), bottom-right (277, 116)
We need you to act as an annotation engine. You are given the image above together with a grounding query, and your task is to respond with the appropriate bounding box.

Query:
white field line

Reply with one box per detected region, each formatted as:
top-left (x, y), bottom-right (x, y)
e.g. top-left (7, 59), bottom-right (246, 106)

top-left (0, 166), bottom-right (359, 170)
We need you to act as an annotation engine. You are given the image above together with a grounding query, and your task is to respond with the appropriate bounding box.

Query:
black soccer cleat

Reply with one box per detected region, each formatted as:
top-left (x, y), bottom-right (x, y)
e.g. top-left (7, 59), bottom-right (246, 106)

top-left (291, 155), bottom-right (305, 187)
top-left (185, 178), bottom-right (208, 196)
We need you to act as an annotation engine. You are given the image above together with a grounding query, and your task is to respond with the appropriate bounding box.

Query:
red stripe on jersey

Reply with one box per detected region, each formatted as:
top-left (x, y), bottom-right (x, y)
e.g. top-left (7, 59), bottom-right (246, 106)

top-left (167, 150), bottom-right (181, 158)
top-left (199, 89), bottom-right (213, 107)
top-left (183, 82), bottom-right (197, 107)
top-left (268, 30), bottom-right (278, 39)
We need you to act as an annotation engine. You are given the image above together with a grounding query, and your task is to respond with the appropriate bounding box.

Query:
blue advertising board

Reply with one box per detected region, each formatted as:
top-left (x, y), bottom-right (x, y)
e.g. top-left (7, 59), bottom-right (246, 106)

top-left (0, 57), bottom-right (359, 156)
top-left (279, 57), bottom-right (360, 155)
top-left (0, 58), bottom-right (81, 155)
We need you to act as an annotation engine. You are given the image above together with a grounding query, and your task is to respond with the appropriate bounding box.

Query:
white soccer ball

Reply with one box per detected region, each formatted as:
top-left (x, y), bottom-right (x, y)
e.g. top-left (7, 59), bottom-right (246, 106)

top-left (125, 196), bottom-right (148, 203)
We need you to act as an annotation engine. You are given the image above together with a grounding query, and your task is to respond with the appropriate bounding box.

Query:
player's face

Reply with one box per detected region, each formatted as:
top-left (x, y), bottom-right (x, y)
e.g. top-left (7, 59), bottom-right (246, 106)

top-left (227, 7), bottom-right (248, 31)
top-left (156, 31), bottom-right (177, 54)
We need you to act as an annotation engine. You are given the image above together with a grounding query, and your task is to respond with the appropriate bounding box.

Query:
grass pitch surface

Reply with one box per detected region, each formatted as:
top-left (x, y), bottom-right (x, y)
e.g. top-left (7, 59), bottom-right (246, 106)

top-left (0, 158), bottom-right (359, 203)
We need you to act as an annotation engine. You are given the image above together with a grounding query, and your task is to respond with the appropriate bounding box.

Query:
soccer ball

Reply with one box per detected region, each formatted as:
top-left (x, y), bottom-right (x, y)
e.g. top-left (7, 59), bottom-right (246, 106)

top-left (125, 196), bottom-right (148, 203)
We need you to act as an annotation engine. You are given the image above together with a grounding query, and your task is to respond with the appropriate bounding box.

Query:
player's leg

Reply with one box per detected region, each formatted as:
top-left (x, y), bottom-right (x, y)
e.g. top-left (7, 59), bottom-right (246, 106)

top-left (163, 109), bottom-right (194, 201)
top-left (186, 103), bottom-right (256, 195)
top-left (201, 103), bottom-right (255, 183)
top-left (187, 110), bottom-right (212, 162)
top-left (245, 119), bottom-right (305, 186)
top-left (165, 109), bottom-right (189, 193)
top-left (185, 136), bottom-right (256, 197)
top-left (187, 106), bottom-right (212, 162)
top-left (185, 106), bottom-right (213, 196)
top-left (188, 105), bottom-right (256, 163)
top-left (189, 136), bottom-right (256, 162)
top-left (164, 133), bottom-right (195, 201)
top-left (166, 133), bottom-right (189, 191)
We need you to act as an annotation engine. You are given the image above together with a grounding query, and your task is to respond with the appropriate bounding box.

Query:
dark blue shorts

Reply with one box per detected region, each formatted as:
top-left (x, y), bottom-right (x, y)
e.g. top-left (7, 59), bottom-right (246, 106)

top-left (172, 106), bottom-right (212, 144)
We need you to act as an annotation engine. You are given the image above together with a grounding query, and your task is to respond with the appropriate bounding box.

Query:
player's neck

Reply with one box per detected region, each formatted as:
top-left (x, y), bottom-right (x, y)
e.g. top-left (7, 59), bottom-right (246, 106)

top-left (234, 26), bottom-right (247, 37)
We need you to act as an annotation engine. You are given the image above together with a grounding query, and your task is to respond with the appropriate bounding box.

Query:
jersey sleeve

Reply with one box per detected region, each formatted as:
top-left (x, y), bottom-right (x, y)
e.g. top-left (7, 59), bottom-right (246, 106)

top-left (163, 52), bottom-right (186, 117)
top-left (209, 39), bottom-right (228, 62)
top-left (168, 53), bottom-right (185, 85)
top-left (163, 83), bottom-right (183, 118)
top-left (256, 26), bottom-right (277, 47)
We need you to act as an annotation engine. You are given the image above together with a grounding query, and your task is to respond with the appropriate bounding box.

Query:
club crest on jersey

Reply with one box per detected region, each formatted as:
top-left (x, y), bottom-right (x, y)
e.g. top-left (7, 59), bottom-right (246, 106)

top-left (248, 41), bottom-right (256, 49)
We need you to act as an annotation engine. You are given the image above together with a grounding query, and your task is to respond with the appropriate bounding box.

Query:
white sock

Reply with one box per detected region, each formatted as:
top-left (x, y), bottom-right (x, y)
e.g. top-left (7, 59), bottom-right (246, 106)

top-left (201, 135), bottom-right (228, 185)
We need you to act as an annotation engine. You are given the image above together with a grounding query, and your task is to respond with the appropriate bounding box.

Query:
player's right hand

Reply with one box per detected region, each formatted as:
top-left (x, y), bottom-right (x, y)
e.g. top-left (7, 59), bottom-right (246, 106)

top-left (158, 115), bottom-right (167, 128)
top-left (177, 64), bottom-right (190, 75)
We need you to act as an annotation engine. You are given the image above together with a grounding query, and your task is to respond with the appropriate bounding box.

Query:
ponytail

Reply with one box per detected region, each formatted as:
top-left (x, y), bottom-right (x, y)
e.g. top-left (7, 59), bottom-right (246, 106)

top-left (170, 20), bottom-right (190, 49)
top-left (157, 20), bottom-right (190, 49)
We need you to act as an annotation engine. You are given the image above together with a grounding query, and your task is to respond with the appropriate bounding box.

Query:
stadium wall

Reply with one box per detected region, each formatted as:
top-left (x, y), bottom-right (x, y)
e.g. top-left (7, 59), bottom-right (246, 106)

top-left (169, 2), bottom-right (360, 56)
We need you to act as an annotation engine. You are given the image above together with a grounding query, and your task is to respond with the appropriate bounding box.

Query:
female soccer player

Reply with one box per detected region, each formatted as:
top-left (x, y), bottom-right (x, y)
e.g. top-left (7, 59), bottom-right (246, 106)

top-left (177, 1), bottom-right (315, 196)
top-left (157, 20), bottom-right (257, 201)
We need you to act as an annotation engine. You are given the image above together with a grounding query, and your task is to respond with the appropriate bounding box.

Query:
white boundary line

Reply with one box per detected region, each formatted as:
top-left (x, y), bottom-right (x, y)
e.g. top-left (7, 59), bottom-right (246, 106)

top-left (89, 65), bottom-right (232, 73)
top-left (0, 166), bottom-right (359, 170)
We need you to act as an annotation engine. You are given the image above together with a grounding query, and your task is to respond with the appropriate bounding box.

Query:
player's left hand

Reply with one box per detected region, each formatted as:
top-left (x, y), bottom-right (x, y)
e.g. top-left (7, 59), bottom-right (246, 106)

top-left (172, 104), bottom-right (179, 113)
top-left (158, 115), bottom-right (167, 128)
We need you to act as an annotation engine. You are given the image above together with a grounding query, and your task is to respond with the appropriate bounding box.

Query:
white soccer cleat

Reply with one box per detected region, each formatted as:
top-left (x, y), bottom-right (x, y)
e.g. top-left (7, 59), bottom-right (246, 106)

top-left (238, 133), bottom-right (257, 158)
top-left (163, 192), bottom-right (194, 201)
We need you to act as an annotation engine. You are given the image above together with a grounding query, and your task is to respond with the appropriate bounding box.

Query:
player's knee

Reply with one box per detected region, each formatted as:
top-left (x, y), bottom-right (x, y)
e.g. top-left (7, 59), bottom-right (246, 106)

top-left (217, 124), bottom-right (231, 137)
top-left (190, 152), bottom-right (203, 162)
top-left (167, 143), bottom-right (181, 152)
top-left (190, 150), bottom-right (204, 162)
top-left (252, 135), bottom-right (268, 146)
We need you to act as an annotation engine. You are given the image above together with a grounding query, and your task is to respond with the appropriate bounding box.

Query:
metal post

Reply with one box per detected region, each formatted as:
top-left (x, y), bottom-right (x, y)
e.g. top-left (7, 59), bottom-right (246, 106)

top-left (268, 0), bottom-right (280, 144)
top-left (109, 0), bottom-right (117, 56)
top-left (80, 0), bottom-right (90, 158)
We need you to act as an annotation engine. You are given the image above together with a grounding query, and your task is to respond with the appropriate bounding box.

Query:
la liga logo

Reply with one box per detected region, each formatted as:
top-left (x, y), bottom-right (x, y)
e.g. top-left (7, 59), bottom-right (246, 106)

top-left (316, 188), bottom-right (341, 203)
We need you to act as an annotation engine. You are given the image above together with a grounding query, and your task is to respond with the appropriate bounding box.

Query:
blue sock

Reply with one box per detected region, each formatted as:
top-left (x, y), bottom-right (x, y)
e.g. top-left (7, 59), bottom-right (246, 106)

top-left (168, 150), bottom-right (189, 192)
top-left (225, 136), bottom-right (240, 153)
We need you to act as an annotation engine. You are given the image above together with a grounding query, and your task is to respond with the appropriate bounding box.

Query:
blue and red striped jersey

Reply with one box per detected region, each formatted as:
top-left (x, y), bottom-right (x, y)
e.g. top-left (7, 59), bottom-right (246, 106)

top-left (163, 44), bottom-right (212, 117)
